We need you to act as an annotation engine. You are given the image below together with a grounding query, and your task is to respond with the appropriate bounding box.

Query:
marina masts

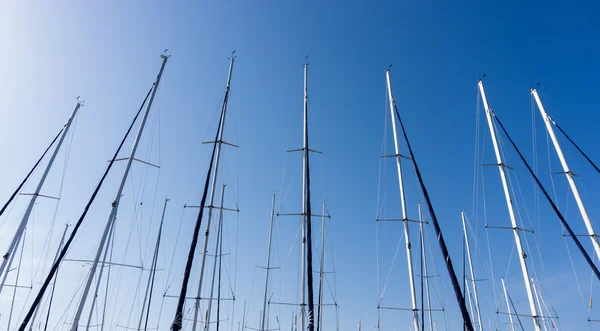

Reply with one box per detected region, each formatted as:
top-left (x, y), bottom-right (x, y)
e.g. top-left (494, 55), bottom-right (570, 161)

top-left (477, 79), bottom-right (541, 331)
top-left (70, 53), bottom-right (169, 331)
top-left (0, 100), bottom-right (81, 295)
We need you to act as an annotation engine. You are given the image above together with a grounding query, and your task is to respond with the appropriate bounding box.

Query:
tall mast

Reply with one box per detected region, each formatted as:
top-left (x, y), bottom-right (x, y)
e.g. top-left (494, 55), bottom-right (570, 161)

top-left (461, 211), bottom-right (483, 331)
top-left (317, 202), bottom-right (326, 331)
top-left (191, 54), bottom-right (235, 331)
top-left (70, 53), bottom-right (169, 331)
top-left (204, 185), bottom-right (227, 331)
top-left (0, 100), bottom-right (81, 294)
top-left (137, 198), bottom-right (169, 331)
top-left (418, 205), bottom-right (433, 331)
top-left (384, 69), bottom-right (419, 331)
top-left (531, 88), bottom-right (600, 260)
top-left (501, 278), bottom-right (515, 331)
top-left (478, 80), bottom-right (541, 331)
top-left (261, 194), bottom-right (276, 331)
top-left (301, 57), bottom-right (317, 331)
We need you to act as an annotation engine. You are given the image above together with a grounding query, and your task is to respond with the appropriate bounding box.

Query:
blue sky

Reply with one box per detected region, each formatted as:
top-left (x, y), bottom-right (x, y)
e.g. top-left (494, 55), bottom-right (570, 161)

top-left (1, 0), bottom-right (600, 330)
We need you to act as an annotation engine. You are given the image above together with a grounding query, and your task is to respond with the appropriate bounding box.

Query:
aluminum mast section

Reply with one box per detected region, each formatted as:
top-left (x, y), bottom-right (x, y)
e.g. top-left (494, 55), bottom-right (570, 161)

top-left (0, 101), bottom-right (81, 295)
top-left (501, 278), bottom-right (515, 331)
top-left (191, 55), bottom-right (235, 331)
top-left (385, 69), bottom-right (419, 331)
top-left (70, 53), bottom-right (169, 331)
top-left (418, 205), bottom-right (433, 331)
top-left (204, 185), bottom-right (226, 331)
top-left (531, 88), bottom-right (600, 261)
top-left (137, 198), bottom-right (169, 331)
top-left (260, 194), bottom-right (276, 331)
top-left (317, 203), bottom-right (326, 331)
top-left (461, 211), bottom-right (483, 331)
top-left (478, 80), bottom-right (541, 331)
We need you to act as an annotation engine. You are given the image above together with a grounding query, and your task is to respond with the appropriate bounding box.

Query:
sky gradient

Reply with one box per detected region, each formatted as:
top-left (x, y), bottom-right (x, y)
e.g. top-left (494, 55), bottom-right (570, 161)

top-left (1, 1), bottom-right (600, 330)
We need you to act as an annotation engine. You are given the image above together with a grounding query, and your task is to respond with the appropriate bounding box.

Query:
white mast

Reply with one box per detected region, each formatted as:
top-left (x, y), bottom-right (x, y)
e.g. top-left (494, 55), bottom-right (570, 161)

top-left (530, 277), bottom-right (549, 331)
top-left (385, 69), bottom-right (419, 331)
top-left (137, 198), bottom-right (169, 331)
top-left (29, 223), bottom-right (70, 331)
top-left (300, 59), bottom-right (309, 331)
top-left (531, 88), bottom-right (600, 260)
top-left (192, 54), bottom-right (235, 330)
top-left (0, 100), bottom-right (81, 294)
top-left (317, 202), bottom-right (326, 331)
top-left (478, 79), bottom-right (541, 331)
top-left (418, 205), bottom-right (433, 331)
top-left (461, 211), bottom-right (483, 331)
top-left (501, 278), bottom-right (515, 331)
top-left (261, 194), bottom-right (276, 331)
top-left (70, 53), bottom-right (169, 331)
top-left (203, 185), bottom-right (227, 331)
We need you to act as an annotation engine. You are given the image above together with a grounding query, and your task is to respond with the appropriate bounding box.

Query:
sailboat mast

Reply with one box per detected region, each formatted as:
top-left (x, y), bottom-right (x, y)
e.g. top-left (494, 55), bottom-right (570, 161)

top-left (70, 53), bottom-right (169, 331)
top-left (461, 212), bottom-right (483, 331)
top-left (317, 202), bottom-right (326, 331)
top-left (261, 194), bottom-right (276, 331)
top-left (191, 54), bottom-right (235, 331)
top-left (418, 205), bottom-right (433, 331)
top-left (384, 69), bottom-right (419, 331)
top-left (137, 198), bottom-right (169, 331)
top-left (0, 100), bottom-right (81, 294)
top-left (204, 185), bottom-right (227, 331)
top-left (531, 88), bottom-right (600, 260)
top-left (478, 80), bottom-right (541, 331)
top-left (41, 224), bottom-right (70, 331)
top-left (501, 278), bottom-right (515, 331)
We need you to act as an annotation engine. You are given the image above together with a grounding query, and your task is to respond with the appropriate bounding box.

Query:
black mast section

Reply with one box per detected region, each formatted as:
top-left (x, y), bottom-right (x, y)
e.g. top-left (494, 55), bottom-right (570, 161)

top-left (304, 61), bottom-right (316, 331)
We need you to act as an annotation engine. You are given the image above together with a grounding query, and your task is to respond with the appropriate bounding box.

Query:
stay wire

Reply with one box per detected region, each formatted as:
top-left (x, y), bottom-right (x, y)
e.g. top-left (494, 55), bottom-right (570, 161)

top-left (16, 83), bottom-right (155, 331)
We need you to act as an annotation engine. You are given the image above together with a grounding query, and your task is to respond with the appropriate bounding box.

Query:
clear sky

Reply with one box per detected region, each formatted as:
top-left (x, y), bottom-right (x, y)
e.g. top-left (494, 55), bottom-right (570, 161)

top-left (1, 1), bottom-right (600, 330)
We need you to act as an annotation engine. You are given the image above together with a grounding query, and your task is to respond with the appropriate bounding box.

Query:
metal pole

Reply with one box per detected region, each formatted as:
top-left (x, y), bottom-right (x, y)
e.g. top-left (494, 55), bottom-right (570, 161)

top-left (501, 278), bottom-right (515, 331)
top-left (385, 69), bottom-right (419, 331)
top-left (418, 205), bottom-right (433, 331)
top-left (137, 198), bottom-right (169, 331)
top-left (204, 185), bottom-right (226, 331)
top-left (0, 101), bottom-right (81, 294)
top-left (461, 211), bottom-right (483, 331)
top-left (261, 194), bottom-right (276, 331)
top-left (478, 80), bottom-right (541, 331)
top-left (317, 203), bottom-right (326, 331)
top-left (41, 224), bottom-right (70, 331)
top-left (531, 88), bottom-right (600, 260)
top-left (70, 54), bottom-right (169, 331)
top-left (191, 54), bottom-right (235, 331)
top-left (300, 60), bottom-right (309, 331)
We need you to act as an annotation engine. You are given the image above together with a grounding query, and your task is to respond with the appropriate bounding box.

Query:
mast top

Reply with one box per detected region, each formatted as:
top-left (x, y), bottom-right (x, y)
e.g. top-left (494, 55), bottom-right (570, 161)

top-left (303, 55), bottom-right (309, 67)
top-left (386, 64), bottom-right (392, 72)
top-left (160, 49), bottom-right (171, 59)
top-left (229, 51), bottom-right (237, 60)
top-left (76, 96), bottom-right (85, 107)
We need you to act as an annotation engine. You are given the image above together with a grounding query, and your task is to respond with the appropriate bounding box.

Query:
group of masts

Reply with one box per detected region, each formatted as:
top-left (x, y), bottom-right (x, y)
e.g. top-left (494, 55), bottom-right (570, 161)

top-left (3, 50), bottom-right (600, 331)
